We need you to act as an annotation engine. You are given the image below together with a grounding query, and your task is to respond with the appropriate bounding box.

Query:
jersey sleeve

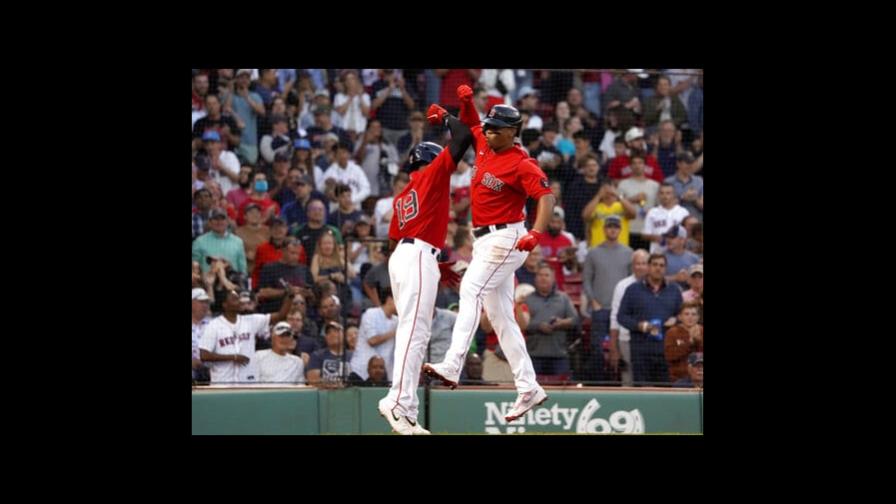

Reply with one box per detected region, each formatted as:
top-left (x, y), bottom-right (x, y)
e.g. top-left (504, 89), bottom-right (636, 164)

top-left (517, 158), bottom-right (552, 199)
top-left (642, 209), bottom-right (659, 235)
top-left (250, 314), bottom-right (272, 339)
top-left (199, 323), bottom-right (217, 353)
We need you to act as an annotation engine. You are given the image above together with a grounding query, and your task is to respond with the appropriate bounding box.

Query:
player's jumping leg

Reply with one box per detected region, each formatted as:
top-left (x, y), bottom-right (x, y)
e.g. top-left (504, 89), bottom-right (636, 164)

top-left (424, 224), bottom-right (527, 387)
top-left (482, 273), bottom-right (548, 421)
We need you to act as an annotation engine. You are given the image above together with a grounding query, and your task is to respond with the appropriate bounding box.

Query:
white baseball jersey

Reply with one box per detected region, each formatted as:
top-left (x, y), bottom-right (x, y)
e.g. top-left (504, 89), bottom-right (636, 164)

top-left (199, 313), bottom-right (271, 383)
top-left (254, 349), bottom-right (305, 384)
top-left (643, 204), bottom-right (690, 254)
top-left (351, 306), bottom-right (398, 380)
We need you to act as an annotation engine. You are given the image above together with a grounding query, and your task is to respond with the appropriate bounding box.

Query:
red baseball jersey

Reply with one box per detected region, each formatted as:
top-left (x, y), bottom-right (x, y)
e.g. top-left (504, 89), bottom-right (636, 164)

top-left (388, 148), bottom-right (457, 249)
top-left (468, 125), bottom-right (552, 227)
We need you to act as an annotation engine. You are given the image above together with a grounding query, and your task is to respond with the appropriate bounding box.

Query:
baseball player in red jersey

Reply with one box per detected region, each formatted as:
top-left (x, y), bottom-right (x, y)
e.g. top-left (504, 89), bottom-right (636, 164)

top-left (423, 84), bottom-right (556, 422)
top-left (377, 109), bottom-right (471, 435)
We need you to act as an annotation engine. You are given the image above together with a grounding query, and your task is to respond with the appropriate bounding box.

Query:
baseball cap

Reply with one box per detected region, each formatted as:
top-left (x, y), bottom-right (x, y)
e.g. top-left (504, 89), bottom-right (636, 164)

top-left (627, 69), bottom-right (649, 78)
top-left (552, 207), bottom-right (565, 220)
top-left (604, 215), bottom-right (622, 228)
top-left (355, 215), bottom-right (372, 226)
top-left (294, 174), bottom-right (312, 186)
top-left (270, 216), bottom-right (287, 227)
top-left (244, 203), bottom-right (261, 214)
top-left (314, 89), bottom-right (330, 98)
top-left (239, 291), bottom-right (252, 302)
top-left (194, 154), bottom-right (211, 171)
top-left (274, 151), bottom-right (291, 163)
top-left (624, 127), bottom-right (644, 143)
top-left (273, 321), bottom-right (293, 336)
top-left (518, 85), bottom-right (539, 98)
top-left (236, 69), bottom-right (252, 77)
top-left (314, 105), bottom-right (332, 116)
top-left (294, 138), bottom-right (311, 150)
top-left (192, 288), bottom-right (210, 301)
top-left (688, 352), bottom-right (704, 366)
top-left (202, 130), bottom-right (222, 142)
top-left (209, 208), bottom-right (228, 220)
top-left (677, 151), bottom-right (696, 163)
top-left (689, 264), bottom-right (704, 276)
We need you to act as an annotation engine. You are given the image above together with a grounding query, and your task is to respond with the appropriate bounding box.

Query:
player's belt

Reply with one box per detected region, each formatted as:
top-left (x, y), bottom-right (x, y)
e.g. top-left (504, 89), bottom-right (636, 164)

top-left (472, 223), bottom-right (508, 239)
top-left (401, 237), bottom-right (439, 256)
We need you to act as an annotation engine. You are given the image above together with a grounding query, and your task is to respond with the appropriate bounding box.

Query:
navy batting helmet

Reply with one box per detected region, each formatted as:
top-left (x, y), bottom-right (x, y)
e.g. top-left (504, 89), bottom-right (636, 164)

top-left (482, 105), bottom-right (523, 131)
top-left (406, 142), bottom-right (443, 172)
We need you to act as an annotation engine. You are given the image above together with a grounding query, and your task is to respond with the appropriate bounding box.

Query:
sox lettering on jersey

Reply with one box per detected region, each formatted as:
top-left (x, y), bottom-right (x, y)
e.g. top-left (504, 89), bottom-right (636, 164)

top-left (218, 332), bottom-right (253, 347)
top-left (481, 172), bottom-right (505, 192)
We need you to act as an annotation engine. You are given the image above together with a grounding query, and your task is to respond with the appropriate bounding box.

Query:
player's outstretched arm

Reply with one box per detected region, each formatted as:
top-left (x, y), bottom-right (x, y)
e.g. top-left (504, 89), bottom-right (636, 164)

top-left (457, 85), bottom-right (488, 153)
top-left (426, 105), bottom-right (474, 168)
top-left (269, 286), bottom-right (296, 324)
top-left (444, 115), bottom-right (473, 166)
top-left (456, 85), bottom-right (480, 128)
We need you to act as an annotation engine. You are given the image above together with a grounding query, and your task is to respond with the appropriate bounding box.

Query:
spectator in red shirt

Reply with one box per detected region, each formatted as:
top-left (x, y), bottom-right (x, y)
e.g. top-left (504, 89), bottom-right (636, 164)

top-left (238, 172), bottom-right (280, 226)
top-left (538, 207), bottom-right (576, 259)
top-left (607, 127), bottom-right (664, 183)
top-left (252, 217), bottom-right (307, 289)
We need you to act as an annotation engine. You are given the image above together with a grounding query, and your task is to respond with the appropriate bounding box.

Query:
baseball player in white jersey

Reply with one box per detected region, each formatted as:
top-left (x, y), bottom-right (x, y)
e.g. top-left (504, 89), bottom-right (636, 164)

top-left (423, 85), bottom-right (556, 422)
top-left (199, 288), bottom-right (297, 384)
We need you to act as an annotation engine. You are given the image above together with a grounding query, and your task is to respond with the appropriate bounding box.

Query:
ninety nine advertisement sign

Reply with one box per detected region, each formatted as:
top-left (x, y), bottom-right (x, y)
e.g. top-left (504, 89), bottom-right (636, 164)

top-left (484, 398), bottom-right (644, 434)
top-left (429, 388), bottom-right (703, 434)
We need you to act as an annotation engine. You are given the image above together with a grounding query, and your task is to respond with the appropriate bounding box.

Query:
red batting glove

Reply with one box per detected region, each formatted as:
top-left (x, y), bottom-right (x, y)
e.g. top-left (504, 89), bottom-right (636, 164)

top-left (515, 230), bottom-right (543, 252)
top-left (457, 84), bottom-right (473, 102)
top-left (427, 103), bottom-right (448, 126)
top-left (438, 261), bottom-right (461, 288)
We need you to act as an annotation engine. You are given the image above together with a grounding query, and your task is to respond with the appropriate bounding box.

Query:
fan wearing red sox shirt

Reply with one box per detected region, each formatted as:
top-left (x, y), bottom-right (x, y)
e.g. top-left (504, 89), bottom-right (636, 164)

top-left (423, 84), bottom-right (556, 422)
top-left (376, 109), bottom-right (470, 435)
top-left (198, 287), bottom-right (298, 384)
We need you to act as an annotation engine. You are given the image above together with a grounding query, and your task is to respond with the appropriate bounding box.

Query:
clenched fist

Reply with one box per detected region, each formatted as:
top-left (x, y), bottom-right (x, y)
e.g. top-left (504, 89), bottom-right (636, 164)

top-left (457, 84), bottom-right (473, 102)
top-left (427, 103), bottom-right (448, 126)
top-left (515, 230), bottom-right (543, 252)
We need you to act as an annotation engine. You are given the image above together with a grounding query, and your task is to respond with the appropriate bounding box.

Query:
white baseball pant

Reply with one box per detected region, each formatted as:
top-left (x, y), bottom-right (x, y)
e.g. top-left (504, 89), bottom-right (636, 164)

top-left (379, 238), bottom-right (440, 421)
top-left (439, 221), bottom-right (538, 394)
